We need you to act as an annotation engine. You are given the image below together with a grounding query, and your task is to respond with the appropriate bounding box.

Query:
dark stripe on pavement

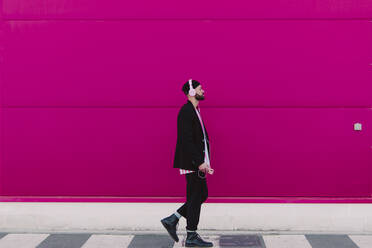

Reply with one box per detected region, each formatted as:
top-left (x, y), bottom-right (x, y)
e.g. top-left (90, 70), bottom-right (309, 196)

top-left (36, 233), bottom-right (91, 248)
top-left (128, 234), bottom-right (175, 248)
top-left (305, 234), bottom-right (360, 248)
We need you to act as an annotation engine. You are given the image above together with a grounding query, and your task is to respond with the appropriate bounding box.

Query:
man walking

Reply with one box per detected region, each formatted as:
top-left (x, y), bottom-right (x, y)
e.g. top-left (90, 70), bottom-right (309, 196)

top-left (161, 79), bottom-right (214, 247)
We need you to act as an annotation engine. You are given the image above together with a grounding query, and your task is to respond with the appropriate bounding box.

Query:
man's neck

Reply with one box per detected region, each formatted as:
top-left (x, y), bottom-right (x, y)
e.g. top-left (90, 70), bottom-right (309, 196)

top-left (188, 98), bottom-right (199, 108)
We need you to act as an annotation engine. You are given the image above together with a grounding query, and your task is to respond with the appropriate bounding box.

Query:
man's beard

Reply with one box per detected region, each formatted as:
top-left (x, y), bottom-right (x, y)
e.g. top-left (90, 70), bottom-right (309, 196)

top-left (195, 93), bottom-right (205, 101)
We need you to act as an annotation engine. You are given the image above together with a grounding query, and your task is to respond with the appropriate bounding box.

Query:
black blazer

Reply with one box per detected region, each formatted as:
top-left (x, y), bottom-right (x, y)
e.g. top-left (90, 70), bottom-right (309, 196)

top-left (173, 100), bottom-right (210, 171)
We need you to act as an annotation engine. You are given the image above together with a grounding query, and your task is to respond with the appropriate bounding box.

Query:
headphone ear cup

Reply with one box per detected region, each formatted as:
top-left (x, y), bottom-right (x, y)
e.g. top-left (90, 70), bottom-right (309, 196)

top-left (188, 79), bottom-right (196, 96)
top-left (189, 89), bottom-right (196, 96)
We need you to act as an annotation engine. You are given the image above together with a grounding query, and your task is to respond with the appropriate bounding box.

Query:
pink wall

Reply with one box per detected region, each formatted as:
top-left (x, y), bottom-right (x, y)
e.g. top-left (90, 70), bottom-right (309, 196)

top-left (0, 0), bottom-right (372, 201)
top-left (2, 0), bottom-right (372, 19)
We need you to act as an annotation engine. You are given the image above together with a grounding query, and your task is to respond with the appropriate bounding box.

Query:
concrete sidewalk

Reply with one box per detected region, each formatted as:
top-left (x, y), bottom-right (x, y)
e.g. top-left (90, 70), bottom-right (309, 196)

top-left (1, 202), bottom-right (372, 234)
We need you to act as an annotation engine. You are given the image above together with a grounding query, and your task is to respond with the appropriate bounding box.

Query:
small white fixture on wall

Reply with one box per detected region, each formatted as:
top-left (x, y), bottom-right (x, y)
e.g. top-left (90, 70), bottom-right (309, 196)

top-left (354, 123), bottom-right (362, 131)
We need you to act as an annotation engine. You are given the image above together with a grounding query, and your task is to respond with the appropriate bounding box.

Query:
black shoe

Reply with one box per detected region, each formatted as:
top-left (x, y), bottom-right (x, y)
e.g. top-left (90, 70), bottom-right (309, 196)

top-left (185, 232), bottom-right (213, 247)
top-left (160, 214), bottom-right (180, 242)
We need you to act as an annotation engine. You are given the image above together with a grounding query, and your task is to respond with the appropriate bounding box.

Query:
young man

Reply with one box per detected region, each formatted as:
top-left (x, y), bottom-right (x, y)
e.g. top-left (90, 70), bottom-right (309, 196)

top-left (161, 79), bottom-right (214, 247)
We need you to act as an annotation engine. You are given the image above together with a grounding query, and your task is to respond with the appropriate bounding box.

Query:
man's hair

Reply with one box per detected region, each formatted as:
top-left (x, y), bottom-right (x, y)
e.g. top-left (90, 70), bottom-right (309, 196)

top-left (182, 79), bottom-right (201, 95)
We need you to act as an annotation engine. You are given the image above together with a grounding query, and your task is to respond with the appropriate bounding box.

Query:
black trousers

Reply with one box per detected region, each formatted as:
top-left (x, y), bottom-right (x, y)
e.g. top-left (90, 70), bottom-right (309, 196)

top-left (176, 171), bottom-right (208, 231)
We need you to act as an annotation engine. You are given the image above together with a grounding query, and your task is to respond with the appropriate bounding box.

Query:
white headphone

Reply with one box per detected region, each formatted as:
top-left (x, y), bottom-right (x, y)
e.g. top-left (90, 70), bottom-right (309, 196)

top-left (188, 79), bottom-right (196, 96)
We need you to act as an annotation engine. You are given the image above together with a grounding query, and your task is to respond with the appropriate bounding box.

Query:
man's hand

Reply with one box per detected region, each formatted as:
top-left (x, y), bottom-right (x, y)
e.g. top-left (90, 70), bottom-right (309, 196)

top-left (199, 163), bottom-right (214, 175)
top-left (198, 162), bottom-right (209, 173)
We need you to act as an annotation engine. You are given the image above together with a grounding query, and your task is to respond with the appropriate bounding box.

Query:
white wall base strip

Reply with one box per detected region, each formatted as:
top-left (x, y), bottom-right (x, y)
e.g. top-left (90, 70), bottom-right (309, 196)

top-left (0, 203), bottom-right (372, 233)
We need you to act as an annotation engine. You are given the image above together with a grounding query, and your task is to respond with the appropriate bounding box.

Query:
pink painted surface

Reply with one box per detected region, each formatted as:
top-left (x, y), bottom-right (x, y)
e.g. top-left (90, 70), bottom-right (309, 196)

top-left (1, 107), bottom-right (372, 197)
top-left (2, 196), bottom-right (372, 204)
top-left (2, 0), bottom-right (372, 19)
top-left (0, 1), bottom-right (4, 196)
top-left (0, 1), bottom-right (372, 201)
top-left (2, 21), bottom-right (372, 106)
